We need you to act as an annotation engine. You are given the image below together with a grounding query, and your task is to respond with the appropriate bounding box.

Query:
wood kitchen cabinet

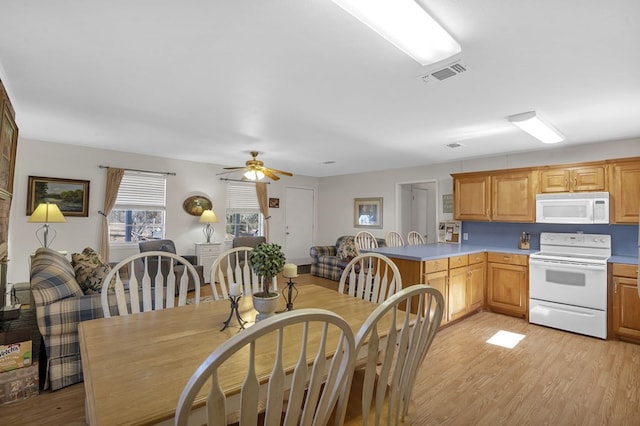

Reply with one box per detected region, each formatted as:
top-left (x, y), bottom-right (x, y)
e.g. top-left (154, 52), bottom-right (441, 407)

top-left (468, 252), bottom-right (486, 311)
top-left (611, 263), bottom-right (640, 342)
top-left (487, 252), bottom-right (528, 318)
top-left (539, 163), bottom-right (607, 193)
top-left (609, 157), bottom-right (640, 224)
top-left (424, 258), bottom-right (449, 326)
top-left (448, 255), bottom-right (469, 322)
top-left (452, 169), bottom-right (537, 222)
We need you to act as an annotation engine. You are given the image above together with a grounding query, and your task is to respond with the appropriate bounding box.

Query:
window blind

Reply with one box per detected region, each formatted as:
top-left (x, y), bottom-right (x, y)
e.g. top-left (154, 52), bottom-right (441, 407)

top-left (226, 182), bottom-right (259, 212)
top-left (115, 171), bottom-right (167, 210)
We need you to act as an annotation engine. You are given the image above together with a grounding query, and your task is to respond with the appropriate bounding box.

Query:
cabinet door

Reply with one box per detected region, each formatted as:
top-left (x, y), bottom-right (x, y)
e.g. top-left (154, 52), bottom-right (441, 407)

top-left (448, 266), bottom-right (468, 321)
top-left (425, 270), bottom-right (448, 326)
top-left (612, 276), bottom-right (640, 340)
top-left (572, 166), bottom-right (606, 192)
top-left (611, 160), bottom-right (640, 223)
top-left (487, 262), bottom-right (528, 318)
top-left (491, 170), bottom-right (536, 222)
top-left (453, 175), bottom-right (491, 221)
top-left (468, 261), bottom-right (485, 311)
top-left (540, 168), bottom-right (570, 193)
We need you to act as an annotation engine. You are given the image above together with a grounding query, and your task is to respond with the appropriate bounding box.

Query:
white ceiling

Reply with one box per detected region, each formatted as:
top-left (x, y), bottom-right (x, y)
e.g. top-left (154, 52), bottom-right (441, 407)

top-left (1, 0), bottom-right (639, 178)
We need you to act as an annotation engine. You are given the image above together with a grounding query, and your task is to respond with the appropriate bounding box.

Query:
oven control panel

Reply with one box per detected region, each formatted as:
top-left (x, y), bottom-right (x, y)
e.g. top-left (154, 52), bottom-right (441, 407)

top-left (539, 232), bottom-right (611, 248)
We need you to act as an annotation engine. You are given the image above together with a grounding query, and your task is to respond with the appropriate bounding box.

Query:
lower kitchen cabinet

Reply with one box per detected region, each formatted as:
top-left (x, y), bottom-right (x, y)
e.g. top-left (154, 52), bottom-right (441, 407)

top-left (424, 258), bottom-right (449, 326)
top-left (611, 263), bottom-right (640, 342)
top-left (468, 253), bottom-right (486, 311)
top-left (448, 255), bottom-right (469, 322)
top-left (487, 252), bottom-right (528, 318)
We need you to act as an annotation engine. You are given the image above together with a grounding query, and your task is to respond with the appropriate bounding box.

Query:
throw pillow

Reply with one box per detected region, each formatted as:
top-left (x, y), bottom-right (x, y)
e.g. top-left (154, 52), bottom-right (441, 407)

top-left (336, 236), bottom-right (357, 261)
top-left (71, 247), bottom-right (112, 294)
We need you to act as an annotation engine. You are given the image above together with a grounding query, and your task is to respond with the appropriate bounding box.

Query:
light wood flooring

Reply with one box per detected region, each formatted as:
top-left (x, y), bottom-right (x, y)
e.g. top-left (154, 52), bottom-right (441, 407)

top-left (2, 275), bottom-right (640, 425)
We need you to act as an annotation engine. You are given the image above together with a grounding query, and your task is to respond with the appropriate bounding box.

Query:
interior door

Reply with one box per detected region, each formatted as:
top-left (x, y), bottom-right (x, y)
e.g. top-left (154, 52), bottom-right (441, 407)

top-left (284, 187), bottom-right (315, 265)
top-left (411, 186), bottom-right (428, 241)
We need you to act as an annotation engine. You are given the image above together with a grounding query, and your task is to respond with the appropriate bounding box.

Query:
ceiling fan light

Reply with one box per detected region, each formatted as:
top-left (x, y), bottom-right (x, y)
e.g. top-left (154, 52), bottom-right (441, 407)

top-left (243, 170), bottom-right (265, 181)
top-left (508, 111), bottom-right (565, 144)
top-left (331, 0), bottom-right (461, 66)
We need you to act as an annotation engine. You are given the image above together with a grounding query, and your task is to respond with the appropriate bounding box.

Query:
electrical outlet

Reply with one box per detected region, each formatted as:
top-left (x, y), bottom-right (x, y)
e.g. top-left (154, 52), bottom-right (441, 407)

top-left (463, 233), bottom-right (469, 241)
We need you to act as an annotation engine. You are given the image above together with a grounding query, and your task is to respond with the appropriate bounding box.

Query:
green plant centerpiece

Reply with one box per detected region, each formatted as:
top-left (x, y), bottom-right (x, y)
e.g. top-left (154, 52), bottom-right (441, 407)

top-left (249, 242), bottom-right (286, 297)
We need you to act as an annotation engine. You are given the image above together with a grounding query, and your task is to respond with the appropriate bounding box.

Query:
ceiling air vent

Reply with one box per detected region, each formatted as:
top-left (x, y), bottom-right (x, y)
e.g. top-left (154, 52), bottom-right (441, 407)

top-left (420, 59), bottom-right (467, 85)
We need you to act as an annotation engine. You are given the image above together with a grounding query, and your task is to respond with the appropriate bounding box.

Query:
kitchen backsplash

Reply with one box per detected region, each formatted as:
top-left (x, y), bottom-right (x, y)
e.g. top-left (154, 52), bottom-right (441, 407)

top-left (462, 222), bottom-right (638, 256)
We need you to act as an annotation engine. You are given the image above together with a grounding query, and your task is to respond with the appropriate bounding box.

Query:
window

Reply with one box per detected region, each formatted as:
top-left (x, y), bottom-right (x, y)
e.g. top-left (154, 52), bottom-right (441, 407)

top-left (226, 182), bottom-right (263, 238)
top-left (108, 171), bottom-right (167, 243)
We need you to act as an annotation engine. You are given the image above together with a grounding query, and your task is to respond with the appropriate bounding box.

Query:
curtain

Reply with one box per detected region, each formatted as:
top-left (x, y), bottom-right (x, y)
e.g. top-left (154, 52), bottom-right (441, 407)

top-left (100, 167), bottom-right (124, 262)
top-left (255, 182), bottom-right (269, 242)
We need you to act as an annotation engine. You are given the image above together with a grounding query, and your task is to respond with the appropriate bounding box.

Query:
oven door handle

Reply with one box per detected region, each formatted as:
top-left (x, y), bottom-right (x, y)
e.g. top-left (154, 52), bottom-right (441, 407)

top-left (529, 259), bottom-right (607, 271)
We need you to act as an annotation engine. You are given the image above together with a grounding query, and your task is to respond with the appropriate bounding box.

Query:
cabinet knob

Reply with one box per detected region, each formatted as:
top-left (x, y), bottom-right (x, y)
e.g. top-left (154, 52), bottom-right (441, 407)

top-left (503, 256), bottom-right (511, 261)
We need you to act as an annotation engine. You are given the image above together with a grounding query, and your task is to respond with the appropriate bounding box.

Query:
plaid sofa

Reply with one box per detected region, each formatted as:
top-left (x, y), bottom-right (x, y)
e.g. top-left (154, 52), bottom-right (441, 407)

top-left (310, 236), bottom-right (385, 281)
top-left (30, 247), bottom-right (117, 390)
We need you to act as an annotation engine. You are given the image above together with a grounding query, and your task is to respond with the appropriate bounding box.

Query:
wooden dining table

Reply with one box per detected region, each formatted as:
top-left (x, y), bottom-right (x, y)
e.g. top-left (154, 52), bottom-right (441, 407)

top-left (78, 283), bottom-right (384, 425)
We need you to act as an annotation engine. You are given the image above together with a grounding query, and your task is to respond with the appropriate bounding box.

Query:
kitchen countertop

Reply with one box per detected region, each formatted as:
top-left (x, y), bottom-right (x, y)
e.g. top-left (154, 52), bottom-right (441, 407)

top-left (369, 244), bottom-right (639, 265)
top-left (367, 243), bottom-right (536, 262)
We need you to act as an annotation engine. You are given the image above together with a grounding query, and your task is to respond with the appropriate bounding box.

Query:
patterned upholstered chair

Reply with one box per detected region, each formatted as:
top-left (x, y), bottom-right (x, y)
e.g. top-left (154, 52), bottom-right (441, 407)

top-left (310, 235), bottom-right (386, 281)
top-left (30, 247), bottom-right (118, 390)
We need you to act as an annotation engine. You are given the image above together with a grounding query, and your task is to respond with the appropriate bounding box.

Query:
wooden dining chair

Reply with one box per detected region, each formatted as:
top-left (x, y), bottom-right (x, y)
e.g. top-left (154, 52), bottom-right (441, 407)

top-left (384, 231), bottom-right (404, 247)
top-left (338, 253), bottom-right (402, 304)
top-left (209, 246), bottom-right (277, 300)
top-left (337, 284), bottom-right (445, 425)
top-left (355, 230), bottom-right (379, 254)
top-left (100, 251), bottom-right (201, 318)
top-left (406, 231), bottom-right (425, 246)
top-left (174, 308), bottom-right (357, 426)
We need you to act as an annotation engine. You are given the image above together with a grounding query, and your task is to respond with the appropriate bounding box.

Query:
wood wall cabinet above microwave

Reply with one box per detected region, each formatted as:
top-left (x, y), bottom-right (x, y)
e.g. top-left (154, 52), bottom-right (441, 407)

top-left (539, 163), bottom-right (607, 193)
top-left (609, 157), bottom-right (640, 224)
top-left (452, 169), bottom-right (537, 222)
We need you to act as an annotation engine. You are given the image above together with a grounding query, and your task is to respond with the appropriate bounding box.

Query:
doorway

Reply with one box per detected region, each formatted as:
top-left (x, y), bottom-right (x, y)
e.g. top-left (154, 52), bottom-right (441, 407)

top-left (284, 186), bottom-right (315, 265)
top-left (398, 181), bottom-right (438, 244)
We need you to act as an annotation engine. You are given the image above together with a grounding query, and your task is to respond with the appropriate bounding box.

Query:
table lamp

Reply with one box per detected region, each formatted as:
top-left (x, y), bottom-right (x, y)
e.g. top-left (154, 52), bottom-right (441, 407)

top-left (199, 209), bottom-right (218, 243)
top-left (28, 202), bottom-right (66, 248)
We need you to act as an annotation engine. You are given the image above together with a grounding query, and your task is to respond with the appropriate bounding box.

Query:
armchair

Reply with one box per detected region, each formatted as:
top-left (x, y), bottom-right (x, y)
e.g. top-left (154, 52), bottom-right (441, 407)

top-left (138, 240), bottom-right (204, 293)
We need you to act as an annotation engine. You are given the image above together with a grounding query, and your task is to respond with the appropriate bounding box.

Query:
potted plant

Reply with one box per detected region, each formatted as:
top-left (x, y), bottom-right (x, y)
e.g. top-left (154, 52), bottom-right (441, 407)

top-left (249, 242), bottom-right (286, 319)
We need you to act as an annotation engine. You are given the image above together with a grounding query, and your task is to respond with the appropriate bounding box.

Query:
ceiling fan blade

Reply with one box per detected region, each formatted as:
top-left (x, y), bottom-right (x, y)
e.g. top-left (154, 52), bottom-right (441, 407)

top-left (216, 169), bottom-right (244, 176)
top-left (262, 169), bottom-right (281, 181)
top-left (266, 168), bottom-right (293, 176)
top-left (223, 166), bottom-right (245, 170)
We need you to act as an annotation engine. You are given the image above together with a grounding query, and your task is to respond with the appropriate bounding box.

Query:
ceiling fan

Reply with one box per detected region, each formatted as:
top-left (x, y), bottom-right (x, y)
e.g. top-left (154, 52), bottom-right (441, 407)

top-left (217, 151), bottom-right (293, 181)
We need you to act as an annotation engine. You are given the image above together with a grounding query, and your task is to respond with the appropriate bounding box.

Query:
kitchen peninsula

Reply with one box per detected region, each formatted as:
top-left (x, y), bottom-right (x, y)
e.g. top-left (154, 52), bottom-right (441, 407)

top-left (367, 243), bottom-right (535, 325)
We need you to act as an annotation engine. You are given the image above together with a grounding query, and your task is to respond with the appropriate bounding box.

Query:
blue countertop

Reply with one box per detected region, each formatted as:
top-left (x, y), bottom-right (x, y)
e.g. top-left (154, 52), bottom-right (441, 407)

top-left (369, 243), bottom-right (638, 265)
top-left (368, 243), bottom-right (536, 262)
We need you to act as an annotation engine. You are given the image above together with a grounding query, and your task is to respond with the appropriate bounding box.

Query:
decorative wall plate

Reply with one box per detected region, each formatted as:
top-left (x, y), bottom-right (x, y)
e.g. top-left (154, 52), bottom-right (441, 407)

top-left (183, 195), bottom-right (212, 216)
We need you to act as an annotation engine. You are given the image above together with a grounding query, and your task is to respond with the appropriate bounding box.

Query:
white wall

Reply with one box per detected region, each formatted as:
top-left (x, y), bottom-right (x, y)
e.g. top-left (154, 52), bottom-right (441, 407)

top-left (316, 138), bottom-right (640, 246)
top-left (8, 138), bottom-right (319, 283)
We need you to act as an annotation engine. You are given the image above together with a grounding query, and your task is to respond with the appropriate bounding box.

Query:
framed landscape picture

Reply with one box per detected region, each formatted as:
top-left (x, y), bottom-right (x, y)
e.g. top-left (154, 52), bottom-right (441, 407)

top-left (27, 176), bottom-right (90, 217)
top-left (354, 197), bottom-right (383, 228)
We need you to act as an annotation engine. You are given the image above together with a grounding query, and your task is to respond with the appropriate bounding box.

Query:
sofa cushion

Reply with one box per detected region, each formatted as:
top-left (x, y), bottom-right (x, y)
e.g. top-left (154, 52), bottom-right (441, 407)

top-left (71, 247), bottom-right (112, 294)
top-left (31, 248), bottom-right (84, 306)
top-left (336, 236), bottom-right (357, 261)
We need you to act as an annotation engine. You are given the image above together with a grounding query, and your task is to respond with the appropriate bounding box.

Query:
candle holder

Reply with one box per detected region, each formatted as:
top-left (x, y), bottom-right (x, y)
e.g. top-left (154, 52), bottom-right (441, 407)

top-left (281, 277), bottom-right (298, 311)
top-left (220, 295), bottom-right (247, 331)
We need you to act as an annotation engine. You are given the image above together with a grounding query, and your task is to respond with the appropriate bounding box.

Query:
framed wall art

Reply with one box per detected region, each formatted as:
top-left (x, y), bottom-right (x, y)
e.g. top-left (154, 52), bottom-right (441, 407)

top-left (354, 197), bottom-right (383, 228)
top-left (27, 176), bottom-right (90, 217)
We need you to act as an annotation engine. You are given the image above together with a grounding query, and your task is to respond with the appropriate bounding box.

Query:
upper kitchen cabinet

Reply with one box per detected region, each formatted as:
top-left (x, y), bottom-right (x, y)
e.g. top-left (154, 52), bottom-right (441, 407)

top-left (453, 169), bottom-right (537, 222)
top-left (539, 162), bottom-right (607, 193)
top-left (609, 156), bottom-right (640, 224)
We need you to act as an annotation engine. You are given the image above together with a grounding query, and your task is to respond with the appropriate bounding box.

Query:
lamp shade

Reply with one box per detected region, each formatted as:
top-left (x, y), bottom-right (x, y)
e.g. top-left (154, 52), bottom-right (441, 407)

top-left (199, 209), bottom-right (218, 223)
top-left (243, 170), bottom-right (265, 181)
top-left (28, 203), bottom-right (67, 223)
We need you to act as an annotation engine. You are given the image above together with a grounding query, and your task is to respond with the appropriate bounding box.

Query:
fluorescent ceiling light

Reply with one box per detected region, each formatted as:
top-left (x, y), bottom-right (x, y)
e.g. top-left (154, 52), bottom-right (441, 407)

top-left (508, 111), bottom-right (565, 144)
top-left (331, 0), bottom-right (461, 66)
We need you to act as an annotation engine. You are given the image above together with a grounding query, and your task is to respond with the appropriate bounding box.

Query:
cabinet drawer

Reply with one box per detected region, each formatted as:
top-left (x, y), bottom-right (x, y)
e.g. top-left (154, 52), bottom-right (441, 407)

top-left (197, 244), bottom-right (220, 255)
top-left (449, 255), bottom-right (469, 269)
top-left (424, 258), bottom-right (448, 273)
top-left (612, 263), bottom-right (638, 279)
top-left (487, 252), bottom-right (528, 266)
top-left (469, 252), bottom-right (486, 265)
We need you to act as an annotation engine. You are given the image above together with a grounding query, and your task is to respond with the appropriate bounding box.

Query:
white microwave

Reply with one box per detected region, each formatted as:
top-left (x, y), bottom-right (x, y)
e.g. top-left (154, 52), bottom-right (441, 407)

top-left (536, 192), bottom-right (609, 224)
